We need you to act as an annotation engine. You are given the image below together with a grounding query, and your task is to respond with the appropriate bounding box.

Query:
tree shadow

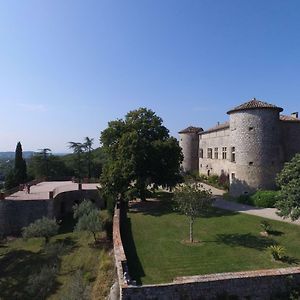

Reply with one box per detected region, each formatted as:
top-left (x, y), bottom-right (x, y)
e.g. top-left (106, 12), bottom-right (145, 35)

top-left (0, 249), bottom-right (60, 299)
top-left (215, 233), bottom-right (277, 251)
top-left (281, 256), bottom-right (299, 265)
top-left (268, 230), bottom-right (284, 237)
top-left (121, 217), bottom-right (145, 285)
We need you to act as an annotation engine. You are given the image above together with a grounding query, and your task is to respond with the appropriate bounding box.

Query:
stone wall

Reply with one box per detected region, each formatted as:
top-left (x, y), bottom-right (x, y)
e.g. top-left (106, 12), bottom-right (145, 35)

top-left (281, 121), bottom-right (300, 161)
top-left (0, 188), bottom-right (103, 236)
top-left (122, 267), bottom-right (300, 300)
top-left (113, 204), bottom-right (300, 299)
top-left (0, 199), bottom-right (53, 236)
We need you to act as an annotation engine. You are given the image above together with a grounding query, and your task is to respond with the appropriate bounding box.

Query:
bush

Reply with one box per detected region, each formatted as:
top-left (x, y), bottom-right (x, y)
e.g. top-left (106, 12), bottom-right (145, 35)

top-left (260, 220), bottom-right (272, 233)
top-left (100, 210), bottom-right (113, 240)
top-left (236, 194), bottom-right (252, 205)
top-left (26, 265), bottom-right (57, 299)
top-left (250, 190), bottom-right (278, 208)
top-left (22, 217), bottom-right (59, 244)
top-left (207, 174), bottom-right (219, 185)
top-left (268, 245), bottom-right (286, 261)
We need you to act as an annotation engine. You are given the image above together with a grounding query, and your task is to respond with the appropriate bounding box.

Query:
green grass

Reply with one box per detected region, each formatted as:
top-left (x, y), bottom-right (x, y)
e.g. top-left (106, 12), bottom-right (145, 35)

top-left (122, 201), bottom-right (300, 285)
top-left (0, 214), bottom-right (113, 299)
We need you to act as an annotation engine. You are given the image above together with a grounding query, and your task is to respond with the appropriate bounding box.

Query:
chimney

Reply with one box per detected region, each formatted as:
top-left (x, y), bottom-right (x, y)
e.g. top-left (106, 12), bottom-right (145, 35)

top-left (291, 112), bottom-right (299, 119)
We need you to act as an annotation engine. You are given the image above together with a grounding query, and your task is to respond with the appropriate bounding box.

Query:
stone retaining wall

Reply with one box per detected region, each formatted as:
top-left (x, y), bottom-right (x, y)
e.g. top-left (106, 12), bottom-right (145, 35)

top-left (0, 199), bottom-right (53, 236)
top-left (113, 204), bottom-right (300, 299)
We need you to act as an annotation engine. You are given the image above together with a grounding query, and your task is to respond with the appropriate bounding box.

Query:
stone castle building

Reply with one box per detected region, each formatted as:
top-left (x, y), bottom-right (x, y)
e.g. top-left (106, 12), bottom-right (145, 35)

top-left (179, 98), bottom-right (300, 196)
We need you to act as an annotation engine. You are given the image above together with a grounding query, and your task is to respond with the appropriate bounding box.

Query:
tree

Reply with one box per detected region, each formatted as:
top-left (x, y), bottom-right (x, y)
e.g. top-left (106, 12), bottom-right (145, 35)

top-left (173, 182), bottom-right (212, 243)
top-left (83, 137), bottom-right (94, 179)
top-left (73, 199), bottom-right (102, 243)
top-left (73, 199), bottom-right (96, 219)
top-left (75, 209), bottom-right (103, 243)
top-left (275, 153), bottom-right (300, 221)
top-left (22, 217), bottom-right (59, 244)
top-left (68, 142), bottom-right (85, 182)
top-left (38, 148), bottom-right (52, 178)
top-left (14, 142), bottom-right (27, 184)
top-left (100, 108), bottom-right (183, 203)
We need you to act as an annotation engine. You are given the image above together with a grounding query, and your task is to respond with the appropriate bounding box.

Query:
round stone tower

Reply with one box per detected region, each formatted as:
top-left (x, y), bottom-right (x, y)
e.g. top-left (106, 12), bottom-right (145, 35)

top-left (178, 126), bottom-right (203, 173)
top-left (227, 98), bottom-right (283, 196)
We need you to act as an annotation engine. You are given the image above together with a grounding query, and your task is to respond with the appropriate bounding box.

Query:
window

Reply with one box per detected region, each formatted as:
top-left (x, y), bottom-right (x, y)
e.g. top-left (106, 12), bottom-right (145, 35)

top-left (207, 148), bottom-right (213, 159)
top-left (222, 147), bottom-right (227, 159)
top-left (214, 147), bottom-right (218, 159)
top-left (231, 173), bottom-right (235, 180)
top-left (231, 147), bottom-right (236, 162)
top-left (199, 148), bottom-right (203, 158)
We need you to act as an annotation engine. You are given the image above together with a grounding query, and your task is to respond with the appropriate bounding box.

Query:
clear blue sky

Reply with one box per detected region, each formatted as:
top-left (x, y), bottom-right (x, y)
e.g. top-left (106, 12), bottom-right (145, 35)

top-left (1, 0), bottom-right (300, 152)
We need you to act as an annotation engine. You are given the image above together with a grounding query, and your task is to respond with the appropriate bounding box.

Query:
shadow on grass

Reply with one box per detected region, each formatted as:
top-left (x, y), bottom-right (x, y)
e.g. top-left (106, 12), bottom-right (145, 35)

top-left (0, 249), bottom-right (59, 300)
top-left (0, 236), bottom-right (78, 300)
top-left (268, 230), bottom-right (284, 237)
top-left (216, 233), bottom-right (277, 250)
top-left (130, 200), bottom-right (238, 219)
top-left (281, 256), bottom-right (299, 265)
top-left (121, 217), bottom-right (145, 285)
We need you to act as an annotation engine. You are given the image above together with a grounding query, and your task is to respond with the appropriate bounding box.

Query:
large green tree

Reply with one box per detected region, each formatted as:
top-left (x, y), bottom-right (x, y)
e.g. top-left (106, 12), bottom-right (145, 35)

top-left (14, 141), bottom-right (27, 184)
top-left (275, 153), bottom-right (300, 221)
top-left (100, 108), bottom-right (183, 203)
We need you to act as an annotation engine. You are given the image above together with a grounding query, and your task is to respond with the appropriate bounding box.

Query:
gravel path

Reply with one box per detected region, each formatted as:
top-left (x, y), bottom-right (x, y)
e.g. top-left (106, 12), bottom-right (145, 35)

top-left (200, 183), bottom-right (300, 226)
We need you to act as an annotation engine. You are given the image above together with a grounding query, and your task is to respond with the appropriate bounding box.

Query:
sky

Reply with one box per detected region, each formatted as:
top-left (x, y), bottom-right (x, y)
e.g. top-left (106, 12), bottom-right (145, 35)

top-left (0, 0), bottom-right (300, 152)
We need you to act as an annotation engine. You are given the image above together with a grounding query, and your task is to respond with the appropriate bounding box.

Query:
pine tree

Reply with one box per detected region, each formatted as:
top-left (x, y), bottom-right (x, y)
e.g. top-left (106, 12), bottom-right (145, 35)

top-left (14, 142), bottom-right (27, 184)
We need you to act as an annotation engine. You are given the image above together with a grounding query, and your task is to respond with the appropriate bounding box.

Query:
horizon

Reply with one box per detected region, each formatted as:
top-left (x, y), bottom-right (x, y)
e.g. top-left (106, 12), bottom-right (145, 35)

top-left (1, 1), bottom-right (300, 152)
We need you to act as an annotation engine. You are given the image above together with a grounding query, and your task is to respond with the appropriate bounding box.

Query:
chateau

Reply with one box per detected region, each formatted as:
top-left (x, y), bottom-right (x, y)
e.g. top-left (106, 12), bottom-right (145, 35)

top-left (179, 98), bottom-right (300, 196)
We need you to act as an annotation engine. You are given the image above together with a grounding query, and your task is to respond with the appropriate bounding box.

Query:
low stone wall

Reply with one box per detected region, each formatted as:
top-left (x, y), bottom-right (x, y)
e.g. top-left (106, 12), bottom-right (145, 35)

top-left (113, 204), bottom-right (300, 299)
top-left (0, 199), bottom-right (53, 236)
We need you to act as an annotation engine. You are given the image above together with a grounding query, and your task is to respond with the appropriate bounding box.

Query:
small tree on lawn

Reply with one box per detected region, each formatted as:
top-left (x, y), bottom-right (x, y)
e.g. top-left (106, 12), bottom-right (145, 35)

top-left (173, 182), bottom-right (212, 243)
top-left (22, 217), bottom-right (59, 244)
top-left (275, 153), bottom-right (300, 221)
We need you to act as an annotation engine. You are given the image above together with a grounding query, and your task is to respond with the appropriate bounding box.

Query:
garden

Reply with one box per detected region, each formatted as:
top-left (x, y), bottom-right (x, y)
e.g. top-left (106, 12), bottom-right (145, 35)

top-left (122, 195), bottom-right (300, 285)
top-left (0, 202), bottom-right (114, 300)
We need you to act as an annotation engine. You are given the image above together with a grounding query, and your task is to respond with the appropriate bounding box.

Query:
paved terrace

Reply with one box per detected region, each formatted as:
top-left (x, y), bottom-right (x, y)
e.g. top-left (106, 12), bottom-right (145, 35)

top-left (5, 181), bottom-right (100, 201)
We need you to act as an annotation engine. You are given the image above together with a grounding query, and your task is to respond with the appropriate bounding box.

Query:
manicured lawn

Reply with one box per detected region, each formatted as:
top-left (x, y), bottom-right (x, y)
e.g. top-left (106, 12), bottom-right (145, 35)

top-left (122, 200), bottom-right (300, 285)
top-left (0, 214), bottom-right (114, 300)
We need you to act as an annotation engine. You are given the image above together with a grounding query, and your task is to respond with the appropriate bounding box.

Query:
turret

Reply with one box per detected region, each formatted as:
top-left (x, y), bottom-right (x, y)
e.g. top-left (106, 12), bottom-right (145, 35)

top-left (178, 126), bottom-right (203, 173)
top-left (227, 98), bottom-right (283, 196)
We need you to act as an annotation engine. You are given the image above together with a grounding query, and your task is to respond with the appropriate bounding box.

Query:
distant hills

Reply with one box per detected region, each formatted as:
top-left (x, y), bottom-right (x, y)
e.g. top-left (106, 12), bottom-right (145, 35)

top-left (0, 152), bottom-right (68, 160)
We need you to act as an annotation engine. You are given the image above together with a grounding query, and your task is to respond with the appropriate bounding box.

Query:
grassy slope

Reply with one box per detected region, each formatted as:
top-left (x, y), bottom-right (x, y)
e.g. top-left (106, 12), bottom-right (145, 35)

top-left (0, 216), bottom-right (114, 300)
top-left (123, 202), bottom-right (300, 285)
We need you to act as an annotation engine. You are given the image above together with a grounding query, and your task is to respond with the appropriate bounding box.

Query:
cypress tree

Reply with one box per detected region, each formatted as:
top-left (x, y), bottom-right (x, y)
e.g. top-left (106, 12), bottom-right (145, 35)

top-left (14, 142), bottom-right (27, 184)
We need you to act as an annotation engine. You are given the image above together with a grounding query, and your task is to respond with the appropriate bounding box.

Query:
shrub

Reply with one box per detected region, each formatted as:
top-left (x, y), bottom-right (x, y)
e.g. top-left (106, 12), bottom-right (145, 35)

top-left (250, 190), bottom-right (278, 208)
top-left (73, 199), bottom-right (96, 219)
top-left (260, 220), bottom-right (272, 233)
top-left (26, 265), bottom-right (57, 299)
top-left (236, 194), bottom-right (252, 205)
top-left (207, 174), bottom-right (219, 185)
top-left (22, 217), bottom-right (59, 244)
top-left (268, 245), bottom-right (286, 261)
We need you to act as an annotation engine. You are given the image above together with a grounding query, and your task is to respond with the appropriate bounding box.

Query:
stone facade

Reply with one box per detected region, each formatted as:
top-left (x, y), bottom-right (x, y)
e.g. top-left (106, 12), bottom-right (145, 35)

top-left (179, 99), bottom-right (300, 196)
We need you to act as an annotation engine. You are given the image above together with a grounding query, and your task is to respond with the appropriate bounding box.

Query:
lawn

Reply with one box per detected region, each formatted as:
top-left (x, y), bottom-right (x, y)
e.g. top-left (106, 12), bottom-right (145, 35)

top-left (0, 214), bottom-right (114, 300)
top-left (122, 199), bottom-right (300, 285)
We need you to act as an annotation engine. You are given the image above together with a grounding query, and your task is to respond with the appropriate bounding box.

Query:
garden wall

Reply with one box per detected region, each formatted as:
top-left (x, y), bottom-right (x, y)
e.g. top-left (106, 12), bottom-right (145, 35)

top-left (0, 199), bottom-right (53, 236)
top-left (113, 205), bottom-right (300, 299)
